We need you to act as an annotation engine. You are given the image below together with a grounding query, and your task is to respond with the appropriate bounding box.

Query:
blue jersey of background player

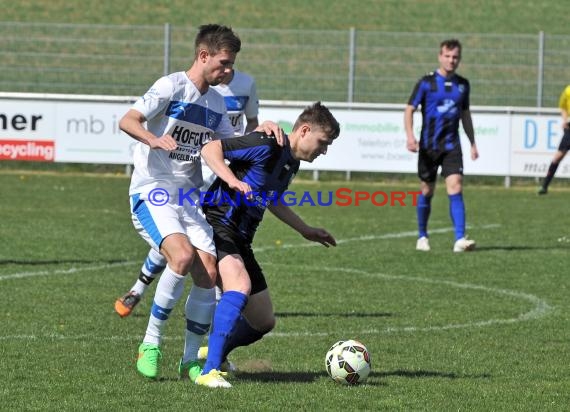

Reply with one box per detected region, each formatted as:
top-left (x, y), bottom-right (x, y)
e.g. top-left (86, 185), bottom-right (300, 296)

top-left (404, 38), bottom-right (479, 253)
top-left (407, 68), bottom-right (470, 152)
top-left (195, 101), bottom-right (340, 388)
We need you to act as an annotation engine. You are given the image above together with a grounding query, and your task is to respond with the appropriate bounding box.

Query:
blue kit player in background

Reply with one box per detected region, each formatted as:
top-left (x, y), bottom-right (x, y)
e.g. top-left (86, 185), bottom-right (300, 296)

top-left (194, 101), bottom-right (340, 388)
top-left (114, 68), bottom-right (260, 320)
top-left (404, 38), bottom-right (479, 253)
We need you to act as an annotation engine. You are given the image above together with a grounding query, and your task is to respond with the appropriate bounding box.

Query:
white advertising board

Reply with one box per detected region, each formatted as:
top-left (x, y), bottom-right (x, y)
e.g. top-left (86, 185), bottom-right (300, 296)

top-left (0, 96), bottom-right (133, 164)
top-left (509, 114), bottom-right (570, 177)
top-left (259, 107), bottom-right (512, 176)
top-left (0, 94), bottom-right (566, 179)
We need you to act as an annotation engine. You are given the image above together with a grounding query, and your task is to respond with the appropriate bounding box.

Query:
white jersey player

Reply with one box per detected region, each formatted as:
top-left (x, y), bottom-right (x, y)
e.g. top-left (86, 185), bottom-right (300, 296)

top-left (115, 69), bottom-right (262, 321)
top-left (117, 24), bottom-right (281, 385)
top-left (129, 71), bottom-right (234, 198)
top-left (212, 69), bottom-right (259, 136)
top-left (200, 69), bottom-right (261, 188)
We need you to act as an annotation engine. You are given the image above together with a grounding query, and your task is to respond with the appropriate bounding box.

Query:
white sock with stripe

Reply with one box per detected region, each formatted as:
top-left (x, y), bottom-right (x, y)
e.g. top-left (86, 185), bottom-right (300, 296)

top-left (131, 249), bottom-right (167, 296)
top-left (182, 285), bottom-right (216, 363)
top-left (143, 265), bottom-right (186, 345)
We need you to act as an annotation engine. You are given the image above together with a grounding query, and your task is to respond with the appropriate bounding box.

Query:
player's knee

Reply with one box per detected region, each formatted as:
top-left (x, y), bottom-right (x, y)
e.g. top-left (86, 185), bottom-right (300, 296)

top-left (169, 249), bottom-right (195, 275)
top-left (238, 284), bottom-right (252, 296)
top-left (447, 183), bottom-right (462, 195)
top-left (420, 181), bottom-right (435, 197)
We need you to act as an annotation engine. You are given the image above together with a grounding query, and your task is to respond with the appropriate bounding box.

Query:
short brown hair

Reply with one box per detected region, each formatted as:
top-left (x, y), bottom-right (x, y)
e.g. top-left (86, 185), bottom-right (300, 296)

top-left (194, 24), bottom-right (241, 57)
top-left (293, 101), bottom-right (340, 140)
top-left (440, 38), bottom-right (462, 53)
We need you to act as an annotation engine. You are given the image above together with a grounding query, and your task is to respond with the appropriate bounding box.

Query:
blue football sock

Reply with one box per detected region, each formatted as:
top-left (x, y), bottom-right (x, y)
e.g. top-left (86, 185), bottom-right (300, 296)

top-left (449, 193), bottom-right (466, 240)
top-left (417, 194), bottom-right (432, 238)
top-left (222, 315), bottom-right (266, 360)
top-left (203, 291), bottom-right (248, 374)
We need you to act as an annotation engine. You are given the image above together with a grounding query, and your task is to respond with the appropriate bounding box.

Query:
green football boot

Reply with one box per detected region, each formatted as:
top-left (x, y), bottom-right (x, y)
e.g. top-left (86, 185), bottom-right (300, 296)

top-left (136, 343), bottom-right (162, 379)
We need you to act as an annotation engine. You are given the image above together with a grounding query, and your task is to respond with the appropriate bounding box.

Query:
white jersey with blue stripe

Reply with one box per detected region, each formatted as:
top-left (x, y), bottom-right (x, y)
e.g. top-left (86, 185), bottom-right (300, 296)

top-left (129, 71), bottom-right (234, 195)
top-left (212, 70), bottom-right (259, 135)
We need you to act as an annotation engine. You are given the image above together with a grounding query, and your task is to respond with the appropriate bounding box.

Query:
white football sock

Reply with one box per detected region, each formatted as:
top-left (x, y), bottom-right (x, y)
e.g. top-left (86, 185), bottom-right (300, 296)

top-left (143, 265), bottom-right (186, 345)
top-left (131, 249), bottom-right (167, 296)
top-left (182, 286), bottom-right (216, 363)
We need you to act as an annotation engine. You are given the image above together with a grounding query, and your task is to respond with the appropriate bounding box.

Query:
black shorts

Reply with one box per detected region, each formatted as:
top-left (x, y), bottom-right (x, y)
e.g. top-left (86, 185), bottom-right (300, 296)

top-left (211, 222), bottom-right (268, 295)
top-left (557, 126), bottom-right (570, 152)
top-left (418, 147), bottom-right (463, 183)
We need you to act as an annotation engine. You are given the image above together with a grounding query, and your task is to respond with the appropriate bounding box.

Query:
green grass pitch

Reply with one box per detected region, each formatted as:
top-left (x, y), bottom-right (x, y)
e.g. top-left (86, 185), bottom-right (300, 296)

top-left (1, 172), bottom-right (568, 410)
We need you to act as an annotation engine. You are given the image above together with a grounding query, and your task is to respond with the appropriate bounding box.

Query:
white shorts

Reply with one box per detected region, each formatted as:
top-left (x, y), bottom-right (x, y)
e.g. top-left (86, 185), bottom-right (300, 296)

top-left (130, 193), bottom-right (216, 257)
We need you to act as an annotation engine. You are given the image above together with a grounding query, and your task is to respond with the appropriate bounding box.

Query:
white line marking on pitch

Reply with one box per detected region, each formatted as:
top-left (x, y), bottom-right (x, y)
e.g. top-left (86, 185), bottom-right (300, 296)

top-left (253, 223), bottom-right (501, 252)
top-left (1, 244), bottom-right (554, 341)
top-left (0, 261), bottom-right (136, 281)
top-left (0, 269), bottom-right (552, 339)
top-left (264, 265), bottom-right (553, 337)
top-left (0, 224), bottom-right (500, 281)
top-left (2, 222), bottom-right (545, 340)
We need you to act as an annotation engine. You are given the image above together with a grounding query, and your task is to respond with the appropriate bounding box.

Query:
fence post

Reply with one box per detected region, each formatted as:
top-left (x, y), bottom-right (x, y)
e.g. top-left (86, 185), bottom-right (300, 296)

top-left (347, 27), bottom-right (356, 103)
top-left (164, 23), bottom-right (171, 76)
top-left (537, 31), bottom-right (544, 107)
top-left (346, 28), bottom-right (356, 181)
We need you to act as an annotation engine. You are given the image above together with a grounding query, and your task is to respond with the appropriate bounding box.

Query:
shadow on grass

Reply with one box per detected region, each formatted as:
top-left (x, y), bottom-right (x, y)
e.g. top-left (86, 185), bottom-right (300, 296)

top-left (378, 369), bottom-right (491, 379)
top-left (275, 312), bottom-right (393, 318)
top-left (234, 369), bottom-right (490, 384)
top-left (473, 245), bottom-right (568, 251)
top-left (0, 259), bottom-right (130, 265)
top-left (235, 370), bottom-right (377, 384)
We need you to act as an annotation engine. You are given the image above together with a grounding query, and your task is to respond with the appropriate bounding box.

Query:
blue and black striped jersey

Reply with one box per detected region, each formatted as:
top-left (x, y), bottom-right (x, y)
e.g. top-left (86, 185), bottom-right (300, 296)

top-left (204, 132), bottom-right (300, 243)
top-left (408, 71), bottom-right (470, 152)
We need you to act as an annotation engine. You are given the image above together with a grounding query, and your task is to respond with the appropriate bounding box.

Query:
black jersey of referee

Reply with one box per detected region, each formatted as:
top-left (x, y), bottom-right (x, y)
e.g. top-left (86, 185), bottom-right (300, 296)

top-left (408, 70), bottom-right (470, 152)
top-left (203, 132), bottom-right (300, 244)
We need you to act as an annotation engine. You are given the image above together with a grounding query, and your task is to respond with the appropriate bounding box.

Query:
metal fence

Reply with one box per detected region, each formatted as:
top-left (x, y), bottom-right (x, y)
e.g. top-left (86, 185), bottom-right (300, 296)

top-left (2, 21), bottom-right (570, 107)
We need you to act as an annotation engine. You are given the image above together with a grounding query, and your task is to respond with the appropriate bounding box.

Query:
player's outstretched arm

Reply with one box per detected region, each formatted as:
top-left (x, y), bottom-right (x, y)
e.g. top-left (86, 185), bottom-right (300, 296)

top-left (268, 203), bottom-right (336, 248)
top-left (201, 140), bottom-right (252, 195)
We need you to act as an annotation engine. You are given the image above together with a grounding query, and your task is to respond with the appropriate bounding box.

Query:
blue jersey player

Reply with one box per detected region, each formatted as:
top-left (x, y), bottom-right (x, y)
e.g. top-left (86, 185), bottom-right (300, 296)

top-left (194, 101), bottom-right (340, 388)
top-left (404, 39), bottom-right (479, 253)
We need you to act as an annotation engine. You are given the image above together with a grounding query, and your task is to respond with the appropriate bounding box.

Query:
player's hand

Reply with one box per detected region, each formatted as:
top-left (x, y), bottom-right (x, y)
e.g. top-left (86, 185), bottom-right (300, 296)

top-left (257, 121), bottom-right (285, 146)
top-left (149, 134), bottom-right (178, 151)
top-left (406, 138), bottom-right (419, 153)
top-left (229, 179), bottom-right (253, 200)
top-left (470, 144), bottom-right (479, 161)
top-left (302, 227), bottom-right (337, 248)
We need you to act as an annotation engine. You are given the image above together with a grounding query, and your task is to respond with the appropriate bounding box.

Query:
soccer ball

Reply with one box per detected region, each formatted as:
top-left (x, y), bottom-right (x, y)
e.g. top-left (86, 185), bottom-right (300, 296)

top-left (325, 339), bottom-right (371, 385)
